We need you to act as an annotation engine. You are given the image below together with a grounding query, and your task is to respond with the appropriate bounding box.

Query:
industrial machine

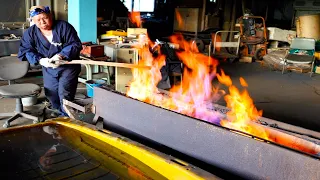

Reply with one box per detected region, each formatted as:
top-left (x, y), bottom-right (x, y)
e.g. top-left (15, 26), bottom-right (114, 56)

top-left (63, 86), bottom-right (320, 180)
top-left (0, 118), bottom-right (216, 179)
top-left (103, 43), bottom-right (139, 94)
top-left (238, 16), bottom-right (268, 60)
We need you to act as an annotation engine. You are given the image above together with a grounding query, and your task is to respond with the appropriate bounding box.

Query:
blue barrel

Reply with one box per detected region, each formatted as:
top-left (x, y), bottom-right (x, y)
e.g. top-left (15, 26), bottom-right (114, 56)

top-left (85, 79), bottom-right (106, 97)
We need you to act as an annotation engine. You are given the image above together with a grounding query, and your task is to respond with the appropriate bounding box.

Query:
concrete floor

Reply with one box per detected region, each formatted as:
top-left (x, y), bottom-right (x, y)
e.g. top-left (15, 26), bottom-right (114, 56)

top-left (0, 73), bottom-right (88, 129)
top-left (0, 62), bottom-right (319, 132)
top-left (0, 74), bottom-right (45, 128)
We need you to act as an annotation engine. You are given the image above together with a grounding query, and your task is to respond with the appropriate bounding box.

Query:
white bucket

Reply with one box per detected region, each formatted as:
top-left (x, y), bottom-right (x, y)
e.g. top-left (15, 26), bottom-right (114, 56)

top-left (22, 96), bottom-right (38, 106)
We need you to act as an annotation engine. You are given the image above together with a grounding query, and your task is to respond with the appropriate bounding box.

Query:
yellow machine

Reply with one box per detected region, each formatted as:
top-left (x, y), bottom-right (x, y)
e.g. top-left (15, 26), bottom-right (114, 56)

top-left (0, 118), bottom-right (218, 179)
top-left (238, 16), bottom-right (268, 60)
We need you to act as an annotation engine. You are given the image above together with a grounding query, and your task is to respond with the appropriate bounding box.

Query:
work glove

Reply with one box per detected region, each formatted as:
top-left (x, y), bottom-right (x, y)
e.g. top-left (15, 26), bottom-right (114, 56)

top-left (50, 54), bottom-right (63, 61)
top-left (49, 54), bottom-right (65, 68)
top-left (39, 58), bottom-right (59, 69)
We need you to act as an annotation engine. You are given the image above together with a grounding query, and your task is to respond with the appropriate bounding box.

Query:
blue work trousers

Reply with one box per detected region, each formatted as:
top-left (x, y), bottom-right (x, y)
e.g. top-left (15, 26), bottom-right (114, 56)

top-left (42, 65), bottom-right (81, 116)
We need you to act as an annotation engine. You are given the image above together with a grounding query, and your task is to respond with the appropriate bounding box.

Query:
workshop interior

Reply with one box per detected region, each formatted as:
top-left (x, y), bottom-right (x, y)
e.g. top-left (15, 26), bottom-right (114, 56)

top-left (0, 0), bottom-right (319, 179)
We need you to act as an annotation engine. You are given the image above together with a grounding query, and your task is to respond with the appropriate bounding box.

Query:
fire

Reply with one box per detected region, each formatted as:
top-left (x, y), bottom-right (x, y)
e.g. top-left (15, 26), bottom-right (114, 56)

top-left (126, 12), bottom-right (266, 138)
top-left (168, 34), bottom-right (223, 123)
top-left (211, 33), bottom-right (222, 53)
top-left (124, 13), bottom-right (320, 156)
top-left (175, 9), bottom-right (183, 29)
top-left (217, 70), bottom-right (267, 139)
top-left (216, 70), bottom-right (232, 87)
top-left (127, 42), bottom-right (166, 104)
top-left (127, 30), bottom-right (223, 123)
top-left (239, 77), bottom-right (248, 87)
top-left (129, 11), bottom-right (142, 27)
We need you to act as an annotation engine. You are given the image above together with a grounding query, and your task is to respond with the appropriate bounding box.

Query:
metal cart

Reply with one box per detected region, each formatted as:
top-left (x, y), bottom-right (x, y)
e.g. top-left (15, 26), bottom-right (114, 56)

top-left (209, 30), bottom-right (240, 62)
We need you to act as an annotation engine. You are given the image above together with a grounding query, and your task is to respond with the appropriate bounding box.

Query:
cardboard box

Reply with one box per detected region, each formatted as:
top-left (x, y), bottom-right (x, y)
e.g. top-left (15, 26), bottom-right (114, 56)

top-left (127, 28), bottom-right (147, 37)
top-left (267, 27), bottom-right (296, 43)
top-left (80, 44), bottom-right (104, 58)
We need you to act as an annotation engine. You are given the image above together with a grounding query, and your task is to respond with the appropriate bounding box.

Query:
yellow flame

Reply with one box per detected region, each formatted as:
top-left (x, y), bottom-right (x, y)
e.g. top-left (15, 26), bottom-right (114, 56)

top-left (126, 13), bottom-right (266, 140)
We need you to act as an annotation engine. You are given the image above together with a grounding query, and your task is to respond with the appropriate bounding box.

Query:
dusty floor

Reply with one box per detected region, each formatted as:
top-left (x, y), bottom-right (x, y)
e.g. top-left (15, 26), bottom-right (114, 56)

top-left (0, 73), bottom-right (88, 129)
top-left (0, 62), bottom-right (319, 132)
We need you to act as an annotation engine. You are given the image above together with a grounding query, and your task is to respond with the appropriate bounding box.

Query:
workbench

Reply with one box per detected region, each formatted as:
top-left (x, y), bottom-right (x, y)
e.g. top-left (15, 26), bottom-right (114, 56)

top-left (78, 55), bottom-right (112, 85)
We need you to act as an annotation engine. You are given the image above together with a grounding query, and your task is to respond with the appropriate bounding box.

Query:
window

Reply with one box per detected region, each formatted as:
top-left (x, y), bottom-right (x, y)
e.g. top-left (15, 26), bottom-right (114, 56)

top-left (123, 0), bottom-right (155, 12)
top-left (0, 0), bottom-right (27, 22)
top-left (123, 0), bottom-right (133, 12)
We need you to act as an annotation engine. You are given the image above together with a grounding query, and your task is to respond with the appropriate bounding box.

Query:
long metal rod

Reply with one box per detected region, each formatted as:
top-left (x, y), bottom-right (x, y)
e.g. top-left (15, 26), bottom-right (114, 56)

top-left (64, 60), bottom-right (151, 69)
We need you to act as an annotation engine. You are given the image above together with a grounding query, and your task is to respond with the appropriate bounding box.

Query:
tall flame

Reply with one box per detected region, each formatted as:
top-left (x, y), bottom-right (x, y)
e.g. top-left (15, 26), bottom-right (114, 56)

top-left (175, 9), bottom-right (183, 29)
top-left (211, 33), bottom-right (222, 53)
top-left (168, 34), bottom-right (222, 123)
top-left (127, 42), bottom-right (166, 103)
top-left (124, 12), bottom-right (320, 157)
top-left (129, 11), bottom-right (142, 27)
top-left (127, 12), bottom-right (266, 138)
top-left (127, 33), bottom-right (223, 123)
top-left (217, 70), bottom-right (266, 139)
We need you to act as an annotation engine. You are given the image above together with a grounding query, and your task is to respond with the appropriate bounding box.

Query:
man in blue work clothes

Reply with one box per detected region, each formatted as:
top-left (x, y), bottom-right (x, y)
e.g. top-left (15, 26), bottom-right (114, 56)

top-left (18, 6), bottom-right (82, 117)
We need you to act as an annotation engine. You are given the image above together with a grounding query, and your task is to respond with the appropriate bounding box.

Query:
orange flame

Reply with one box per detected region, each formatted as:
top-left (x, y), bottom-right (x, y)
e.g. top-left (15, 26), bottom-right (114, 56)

top-left (127, 36), bottom-right (267, 140)
top-left (127, 33), bottom-right (222, 123)
top-left (129, 11), bottom-right (142, 27)
top-left (123, 16), bottom-right (320, 156)
top-left (175, 9), bottom-right (183, 29)
top-left (126, 14), bottom-right (266, 139)
top-left (216, 70), bottom-right (232, 87)
top-left (239, 77), bottom-right (248, 87)
top-left (168, 36), bottom-right (222, 121)
top-left (217, 70), bottom-right (266, 139)
top-left (127, 40), bottom-right (165, 103)
top-left (211, 33), bottom-right (222, 52)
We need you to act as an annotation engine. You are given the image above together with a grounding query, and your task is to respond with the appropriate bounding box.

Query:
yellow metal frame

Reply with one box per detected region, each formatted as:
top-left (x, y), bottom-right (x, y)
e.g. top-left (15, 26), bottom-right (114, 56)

top-left (0, 118), bottom-right (217, 180)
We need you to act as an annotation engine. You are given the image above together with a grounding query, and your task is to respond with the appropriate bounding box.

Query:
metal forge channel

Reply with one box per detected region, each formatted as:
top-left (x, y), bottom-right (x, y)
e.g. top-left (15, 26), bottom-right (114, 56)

top-left (93, 86), bottom-right (320, 180)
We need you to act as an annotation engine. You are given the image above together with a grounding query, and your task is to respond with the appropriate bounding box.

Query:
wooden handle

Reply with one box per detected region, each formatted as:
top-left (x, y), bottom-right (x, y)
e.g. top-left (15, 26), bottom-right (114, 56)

top-left (65, 60), bottom-right (151, 69)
